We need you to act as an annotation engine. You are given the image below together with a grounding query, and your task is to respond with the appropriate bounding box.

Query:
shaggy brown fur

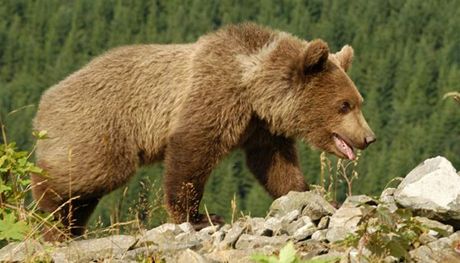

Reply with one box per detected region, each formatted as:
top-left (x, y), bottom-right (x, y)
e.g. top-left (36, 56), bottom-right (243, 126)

top-left (32, 23), bottom-right (375, 240)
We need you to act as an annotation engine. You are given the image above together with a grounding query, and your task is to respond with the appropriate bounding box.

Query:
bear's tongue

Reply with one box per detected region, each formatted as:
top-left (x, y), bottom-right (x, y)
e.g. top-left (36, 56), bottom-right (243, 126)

top-left (333, 135), bottom-right (355, 160)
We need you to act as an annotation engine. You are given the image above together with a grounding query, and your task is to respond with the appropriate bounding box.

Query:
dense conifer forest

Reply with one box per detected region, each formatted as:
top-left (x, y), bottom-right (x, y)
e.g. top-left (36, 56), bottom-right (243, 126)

top-left (0, 0), bottom-right (459, 230)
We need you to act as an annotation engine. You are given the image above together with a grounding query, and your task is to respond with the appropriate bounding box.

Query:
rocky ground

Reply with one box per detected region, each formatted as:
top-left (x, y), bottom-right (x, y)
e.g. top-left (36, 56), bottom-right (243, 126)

top-left (1, 156), bottom-right (460, 263)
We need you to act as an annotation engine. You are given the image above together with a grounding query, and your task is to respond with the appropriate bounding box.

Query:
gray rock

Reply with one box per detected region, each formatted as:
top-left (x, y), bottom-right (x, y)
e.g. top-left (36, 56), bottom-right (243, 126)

top-left (218, 223), bottom-right (245, 249)
top-left (205, 249), bottom-right (258, 263)
top-left (326, 227), bottom-right (351, 243)
top-left (378, 188), bottom-right (399, 213)
top-left (199, 225), bottom-right (220, 235)
top-left (343, 195), bottom-right (376, 207)
top-left (349, 247), bottom-right (372, 263)
top-left (211, 230), bottom-right (225, 248)
top-left (297, 240), bottom-right (328, 259)
top-left (263, 216), bottom-right (284, 235)
top-left (329, 205), bottom-right (363, 231)
top-left (234, 234), bottom-right (288, 250)
top-left (179, 222), bottom-right (195, 233)
top-left (175, 231), bottom-right (202, 250)
top-left (293, 220), bottom-right (316, 240)
top-left (317, 216), bottom-right (330, 230)
top-left (136, 223), bottom-right (182, 247)
top-left (382, 256), bottom-right (399, 263)
top-left (177, 249), bottom-right (209, 263)
top-left (119, 247), bottom-right (154, 261)
top-left (269, 191), bottom-right (336, 221)
top-left (286, 216), bottom-right (314, 236)
top-left (197, 226), bottom-right (218, 245)
top-left (418, 233), bottom-right (438, 245)
top-left (409, 235), bottom-right (460, 262)
top-left (245, 217), bottom-right (268, 236)
top-left (0, 240), bottom-right (45, 262)
top-left (415, 216), bottom-right (454, 237)
top-left (281, 210), bottom-right (300, 223)
top-left (311, 229), bottom-right (327, 242)
top-left (308, 251), bottom-right (344, 262)
top-left (395, 156), bottom-right (460, 220)
top-left (380, 187), bottom-right (396, 199)
top-left (52, 235), bottom-right (136, 263)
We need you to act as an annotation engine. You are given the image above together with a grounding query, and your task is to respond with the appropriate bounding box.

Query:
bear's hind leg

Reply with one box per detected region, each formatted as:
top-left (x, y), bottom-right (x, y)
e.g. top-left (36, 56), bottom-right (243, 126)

top-left (244, 130), bottom-right (308, 198)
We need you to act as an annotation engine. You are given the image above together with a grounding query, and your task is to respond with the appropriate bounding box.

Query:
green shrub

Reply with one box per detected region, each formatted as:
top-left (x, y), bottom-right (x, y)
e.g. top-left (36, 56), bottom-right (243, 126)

top-left (252, 242), bottom-right (340, 263)
top-left (0, 128), bottom-right (49, 245)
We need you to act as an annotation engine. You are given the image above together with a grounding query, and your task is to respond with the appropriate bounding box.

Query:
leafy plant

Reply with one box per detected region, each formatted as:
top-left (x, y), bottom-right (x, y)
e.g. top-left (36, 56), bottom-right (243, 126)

top-left (251, 242), bottom-right (339, 263)
top-left (341, 205), bottom-right (426, 261)
top-left (0, 125), bottom-right (49, 244)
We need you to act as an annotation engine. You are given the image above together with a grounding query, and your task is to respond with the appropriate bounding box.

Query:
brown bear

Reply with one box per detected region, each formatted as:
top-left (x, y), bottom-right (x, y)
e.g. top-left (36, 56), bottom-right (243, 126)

top-left (32, 23), bottom-right (375, 240)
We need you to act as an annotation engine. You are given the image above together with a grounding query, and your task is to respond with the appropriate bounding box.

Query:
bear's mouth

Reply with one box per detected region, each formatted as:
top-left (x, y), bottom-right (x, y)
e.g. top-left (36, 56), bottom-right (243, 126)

top-left (332, 133), bottom-right (355, 160)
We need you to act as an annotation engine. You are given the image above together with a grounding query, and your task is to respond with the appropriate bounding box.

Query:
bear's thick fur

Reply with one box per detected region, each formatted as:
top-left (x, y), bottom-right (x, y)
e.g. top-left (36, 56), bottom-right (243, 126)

top-left (32, 23), bottom-right (375, 240)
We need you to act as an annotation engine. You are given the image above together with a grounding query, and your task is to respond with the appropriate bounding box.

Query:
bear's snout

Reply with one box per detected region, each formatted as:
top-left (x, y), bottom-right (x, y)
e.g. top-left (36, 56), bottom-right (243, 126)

top-left (364, 135), bottom-right (376, 148)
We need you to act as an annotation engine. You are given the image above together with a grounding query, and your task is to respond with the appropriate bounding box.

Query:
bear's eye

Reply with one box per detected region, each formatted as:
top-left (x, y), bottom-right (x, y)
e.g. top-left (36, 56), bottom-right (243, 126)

top-left (340, 101), bottom-right (351, 113)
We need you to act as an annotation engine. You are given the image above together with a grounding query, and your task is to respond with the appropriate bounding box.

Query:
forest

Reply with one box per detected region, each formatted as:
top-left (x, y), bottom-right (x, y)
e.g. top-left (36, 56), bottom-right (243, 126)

top-left (0, 0), bottom-right (459, 231)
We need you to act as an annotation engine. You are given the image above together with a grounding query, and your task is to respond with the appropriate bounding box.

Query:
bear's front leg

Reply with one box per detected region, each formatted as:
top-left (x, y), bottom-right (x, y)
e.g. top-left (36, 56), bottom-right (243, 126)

top-left (164, 130), bottom-right (229, 229)
top-left (244, 129), bottom-right (308, 198)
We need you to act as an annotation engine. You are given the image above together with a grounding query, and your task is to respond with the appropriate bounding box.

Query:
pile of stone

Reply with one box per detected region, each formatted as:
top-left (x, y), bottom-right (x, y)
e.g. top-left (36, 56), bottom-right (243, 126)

top-left (1, 156), bottom-right (460, 263)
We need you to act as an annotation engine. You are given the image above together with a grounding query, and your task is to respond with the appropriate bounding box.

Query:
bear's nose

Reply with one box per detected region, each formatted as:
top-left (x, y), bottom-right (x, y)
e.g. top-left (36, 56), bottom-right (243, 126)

top-left (364, 135), bottom-right (376, 147)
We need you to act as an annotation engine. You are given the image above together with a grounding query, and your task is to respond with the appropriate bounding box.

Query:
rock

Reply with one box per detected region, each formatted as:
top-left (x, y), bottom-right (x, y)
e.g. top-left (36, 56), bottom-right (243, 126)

top-left (269, 191), bottom-right (336, 221)
top-left (293, 220), bottom-right (316, 240)
top-left (378, 188), bottom-right (399, 213)
top-left (179, 222), bottom-right (195, 233)
top-left (286, 216), bottom-right (313, 236)
top-left (414, 216), bottom-right (454, 237)
top-left (218, 223), bottom-right (245, 249)
top-left (119, 247), bottom-right (153, 262)
top-left (329, 205), bottom-right (363, 232)
top-left (382, 256), bottom-right (399, 263)
top-left (211, 230), bottom-right (225, 248)
top-left (136, 223), bottom-right (182, 247)
top-left (418, 233), bottom-right (437, 245)
top-left (327, 197), bottom-right (380, 244)
top-left (205, 249), bottom-right (256, 263)
top-left (317, 216), bottom-right (330, 230)
top-left (197, 225), bottom-right (218, 243)
top-left (52, 235), bottom-right (136, 263)
top-left (245, 217), bottom-right (268, 236)
top-left (297, 240), bottom-right (328, 259)
top-left (281, 210), bottom-right (300, 223)
top-left (234, 234), bottom-right (288, 250)
top-left (326, 226), bottom-right (350, 243)
top-left (343, 195), bottom-right (377, 207)
top-left (199, 225), bottom-right (220, 235)
top-left (175, 231), bottom-right (202, 250)
top-left (311, 229), bottom-right (327, 242)
top-left (394, 156), bottom-right (460, 220)
top-left (380, 187), bottom-right (396, 199)
top-left (0, 240), bottom-right (45, 262)
top-left (177, 249), bottom-right (208, 263)
top-left (349, 247), bottom-right (372, 263)
top-left (263, 217), bottom-right (284, 235)
top-left (308, 251), bottom-right (344, 262)
top-left (410, 232), bottom-right (460, 262)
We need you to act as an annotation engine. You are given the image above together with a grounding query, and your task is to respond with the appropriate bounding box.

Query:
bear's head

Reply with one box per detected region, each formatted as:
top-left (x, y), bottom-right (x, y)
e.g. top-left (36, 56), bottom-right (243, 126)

top-left (246, 37), bottom-right (375, 160)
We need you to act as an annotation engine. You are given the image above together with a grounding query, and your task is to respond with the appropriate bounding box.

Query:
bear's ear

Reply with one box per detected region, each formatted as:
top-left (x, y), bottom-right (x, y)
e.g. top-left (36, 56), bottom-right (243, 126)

top-left (334, 45), bottom-right (354, 72)
top-left (300, 39), bottom-right (329, 75)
